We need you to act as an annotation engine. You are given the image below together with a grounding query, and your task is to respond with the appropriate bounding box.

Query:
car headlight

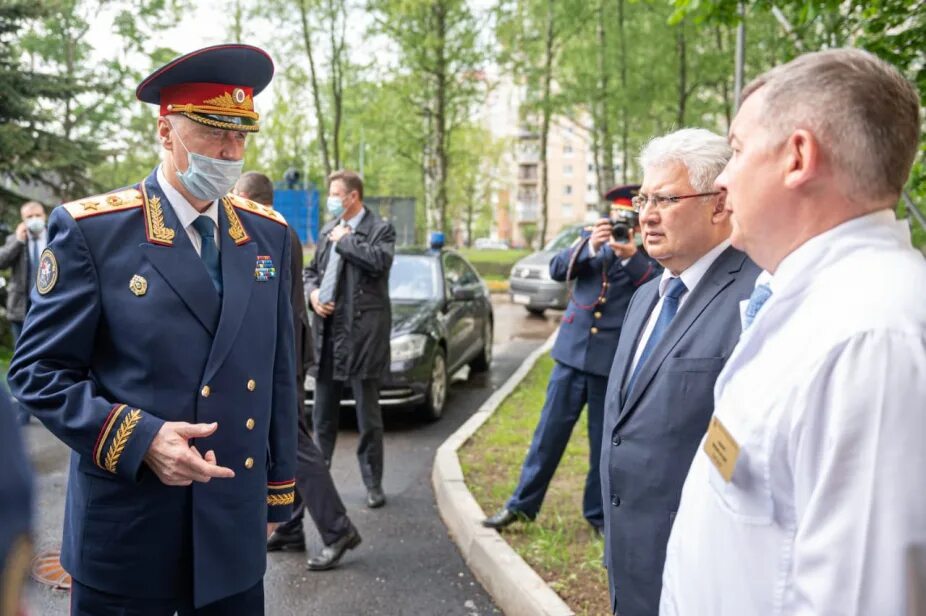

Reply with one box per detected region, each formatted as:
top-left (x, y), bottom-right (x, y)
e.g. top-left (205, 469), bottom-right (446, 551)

top-left (390, 333), bottom-right (428, 362)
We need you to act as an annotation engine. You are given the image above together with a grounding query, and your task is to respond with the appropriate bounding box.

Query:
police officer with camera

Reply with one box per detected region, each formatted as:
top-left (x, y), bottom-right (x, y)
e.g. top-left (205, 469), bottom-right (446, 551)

top-left (483, 187), bottom-right (660, 533)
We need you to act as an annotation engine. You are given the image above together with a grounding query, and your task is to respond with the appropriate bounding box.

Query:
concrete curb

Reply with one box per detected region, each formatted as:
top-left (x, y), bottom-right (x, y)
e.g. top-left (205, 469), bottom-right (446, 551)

top-left (432, 331), bottom-right (574, 616)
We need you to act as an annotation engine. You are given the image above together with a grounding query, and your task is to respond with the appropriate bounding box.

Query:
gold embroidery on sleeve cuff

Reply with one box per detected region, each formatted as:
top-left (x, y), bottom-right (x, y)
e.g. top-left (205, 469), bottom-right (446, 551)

top-left (103, 409), bottom-right (142, 473)
top-left (267, 492), bottom-right (295, 506)
top-left (94, 404), bottom-right (126, 469)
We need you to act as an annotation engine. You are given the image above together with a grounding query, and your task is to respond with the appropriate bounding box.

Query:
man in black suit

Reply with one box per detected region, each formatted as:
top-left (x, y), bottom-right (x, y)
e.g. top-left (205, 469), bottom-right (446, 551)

top-left (600, 128), bottom-right (760, 616)
top-left (234, 172), bottom-right (361, 570)
top-left (305, 170), bottom-right (395, 509)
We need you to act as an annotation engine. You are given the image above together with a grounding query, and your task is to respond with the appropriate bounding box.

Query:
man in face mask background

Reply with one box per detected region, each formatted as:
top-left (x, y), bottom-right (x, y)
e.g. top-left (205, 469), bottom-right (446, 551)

top-left (0, 200), bottom-right (48, 343)
top-left (305, 170), bottom-right (395, 509)
top-left (8, 45), bottom-right (298, 614)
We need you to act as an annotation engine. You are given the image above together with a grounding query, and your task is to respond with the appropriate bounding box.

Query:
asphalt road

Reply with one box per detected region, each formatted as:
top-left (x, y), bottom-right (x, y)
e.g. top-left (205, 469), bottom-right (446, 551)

top-left (22, 295), bottom-right (560, 615)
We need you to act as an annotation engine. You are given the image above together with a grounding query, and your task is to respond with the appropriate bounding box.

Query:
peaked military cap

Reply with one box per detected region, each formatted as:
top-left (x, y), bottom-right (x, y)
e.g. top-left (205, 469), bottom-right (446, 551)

top-left (136, 44), bottom-right (274, 132)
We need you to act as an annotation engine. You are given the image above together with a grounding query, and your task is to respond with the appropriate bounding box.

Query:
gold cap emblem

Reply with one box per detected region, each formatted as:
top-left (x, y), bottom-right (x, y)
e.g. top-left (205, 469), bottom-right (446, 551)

top-left (129, 275), bottom-right (148, 297)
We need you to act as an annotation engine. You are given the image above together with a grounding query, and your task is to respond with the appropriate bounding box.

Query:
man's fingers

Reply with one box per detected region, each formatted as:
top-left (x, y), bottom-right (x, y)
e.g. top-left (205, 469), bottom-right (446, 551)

top-left (204, 450), bottom-right (217, 464)
top-left (183, 450), bottom-right (235, 480)
top-left (174, 421), bottom-right (218, 439)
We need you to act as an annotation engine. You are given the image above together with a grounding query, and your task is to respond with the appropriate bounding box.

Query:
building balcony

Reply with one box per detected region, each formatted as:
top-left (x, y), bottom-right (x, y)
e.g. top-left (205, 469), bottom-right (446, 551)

top-left (516, 202), bottom-right (539, 222)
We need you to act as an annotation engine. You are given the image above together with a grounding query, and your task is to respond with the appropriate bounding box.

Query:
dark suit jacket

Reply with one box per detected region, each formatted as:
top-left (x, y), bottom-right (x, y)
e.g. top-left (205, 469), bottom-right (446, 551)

top-left (304, 207), bottom-right (395, 381)
top-left (549, 235), bottom-right (659, 377)
top-left (600, 245), bottom-right (760, 616)
top-left (288, 226), bottom-right (311, 407)
top-left (0, 231), bottom-right (40, 322)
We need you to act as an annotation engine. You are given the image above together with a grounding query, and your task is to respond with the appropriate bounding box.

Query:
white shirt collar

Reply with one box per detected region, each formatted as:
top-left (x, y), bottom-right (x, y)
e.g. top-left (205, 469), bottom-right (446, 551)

top-left (156, 165), bottom-right (219, 232)
top-left (658, 238), bottom-right (732, 297)
top-left (767, 209), bottom-right (900, 298)
top-left (341, 207), bottom-right (365, 230)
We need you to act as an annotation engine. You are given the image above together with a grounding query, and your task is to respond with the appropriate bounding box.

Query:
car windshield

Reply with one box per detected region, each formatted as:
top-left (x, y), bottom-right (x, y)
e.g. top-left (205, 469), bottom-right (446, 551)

top-left (543, 226), bottom-right (583, 251)
top-left (389, 255), bottom-right (441, 301)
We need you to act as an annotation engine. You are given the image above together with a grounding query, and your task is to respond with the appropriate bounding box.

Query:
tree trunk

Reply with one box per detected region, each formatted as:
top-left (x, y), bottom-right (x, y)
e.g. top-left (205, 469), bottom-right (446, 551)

top-left (596, 0), bottom-right (615, 200)
top-left (617, 0), bottom-right (629, 183)
top-left (676, 22), bottom-right (687, 127)
top-left (299, 0), bottom-right (332, 179)
top-left (538, 0), bottom-right (555, 247)
top-left (326, 0), bottom-right (344, 170)
top-left (715, 25), bottom-right (732, 130)
top-left (434, 1), bottom-right (450, 236)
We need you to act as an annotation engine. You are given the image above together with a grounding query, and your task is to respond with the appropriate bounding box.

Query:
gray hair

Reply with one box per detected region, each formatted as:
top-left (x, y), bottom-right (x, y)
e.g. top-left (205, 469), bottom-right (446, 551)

top-left (742, 47), bottom-right (920, 202)
top-left (638, 128), bottom-right (732, 192)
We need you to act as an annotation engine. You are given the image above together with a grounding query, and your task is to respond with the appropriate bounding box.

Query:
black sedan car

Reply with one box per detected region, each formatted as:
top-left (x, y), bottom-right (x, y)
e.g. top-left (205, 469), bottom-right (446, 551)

top-left (305, 246), bottom-right (494, 420)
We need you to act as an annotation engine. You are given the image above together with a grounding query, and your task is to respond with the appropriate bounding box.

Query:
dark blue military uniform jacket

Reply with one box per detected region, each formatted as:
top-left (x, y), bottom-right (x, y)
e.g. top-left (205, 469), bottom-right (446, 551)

top-left (8, 170), bottom-right (297, 607)
top-left (550, 234), bottom-right (660, 377)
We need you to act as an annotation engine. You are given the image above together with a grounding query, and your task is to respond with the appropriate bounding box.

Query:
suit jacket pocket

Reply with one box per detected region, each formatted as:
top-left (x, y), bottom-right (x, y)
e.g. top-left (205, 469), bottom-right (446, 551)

top-left (663, 356), bottom-right (726, 373)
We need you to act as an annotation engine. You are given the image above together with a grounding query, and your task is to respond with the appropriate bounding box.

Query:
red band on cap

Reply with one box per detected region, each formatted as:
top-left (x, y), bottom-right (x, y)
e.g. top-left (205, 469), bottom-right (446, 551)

top-left (159, 82), bottom-right (255, 117)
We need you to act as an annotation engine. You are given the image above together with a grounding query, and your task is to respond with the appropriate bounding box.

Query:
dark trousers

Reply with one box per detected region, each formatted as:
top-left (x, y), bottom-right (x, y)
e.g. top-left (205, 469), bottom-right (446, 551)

top-left (506, 361), bottom-right (606, 527)
top-left (70, 579), bottom-right (264, 616)
top-left (279, 409), bottom-right (354, 545)
top-left (313, 374), bottom-right (383, 489)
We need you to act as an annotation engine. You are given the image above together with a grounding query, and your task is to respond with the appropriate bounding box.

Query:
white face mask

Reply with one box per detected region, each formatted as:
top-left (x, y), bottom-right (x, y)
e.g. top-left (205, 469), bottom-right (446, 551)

top-left (168, 119), bottom-right (244, 201)
top-left (25, 218), bottom-right (45, 234)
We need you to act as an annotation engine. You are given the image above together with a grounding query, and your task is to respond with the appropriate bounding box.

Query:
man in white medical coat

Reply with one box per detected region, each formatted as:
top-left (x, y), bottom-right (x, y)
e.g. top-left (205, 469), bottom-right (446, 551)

top-left (661, 48), bottom-right (926, 615)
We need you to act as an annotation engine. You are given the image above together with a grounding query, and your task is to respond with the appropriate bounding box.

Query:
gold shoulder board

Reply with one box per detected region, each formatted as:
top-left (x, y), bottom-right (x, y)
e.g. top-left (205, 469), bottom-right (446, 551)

top-left (226, 193), bottom-right (288, 226)
top-left (62, 188), bottom-right (143, 220)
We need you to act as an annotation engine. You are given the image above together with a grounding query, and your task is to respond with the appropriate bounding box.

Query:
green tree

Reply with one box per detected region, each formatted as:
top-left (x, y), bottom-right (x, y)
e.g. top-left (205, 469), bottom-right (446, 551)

top-left (369, 0), bottom-right (486, 237)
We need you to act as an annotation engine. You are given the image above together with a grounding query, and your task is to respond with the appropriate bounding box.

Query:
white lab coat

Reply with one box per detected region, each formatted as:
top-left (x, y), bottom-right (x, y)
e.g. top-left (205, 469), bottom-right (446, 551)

top-left (661, 210), bottom-right (926, 615)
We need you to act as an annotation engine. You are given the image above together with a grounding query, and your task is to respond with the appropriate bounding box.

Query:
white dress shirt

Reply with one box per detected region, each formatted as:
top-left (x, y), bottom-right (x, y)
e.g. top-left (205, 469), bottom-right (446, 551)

top-left (661, 210), bottom-right (926, 615)
top-left (157, 166), bottom-right (219, 256)
top-left (628, 239), bottom-right (731, 375)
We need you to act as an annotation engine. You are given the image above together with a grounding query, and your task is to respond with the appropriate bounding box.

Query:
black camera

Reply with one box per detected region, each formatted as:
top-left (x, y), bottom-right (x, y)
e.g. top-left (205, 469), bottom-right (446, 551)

top-left (608, 207), bottom-right (638, 243)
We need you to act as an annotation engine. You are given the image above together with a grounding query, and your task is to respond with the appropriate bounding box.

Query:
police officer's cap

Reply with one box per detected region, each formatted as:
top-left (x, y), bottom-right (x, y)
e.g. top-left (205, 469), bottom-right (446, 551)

top-left (136, 44), bottom-right (274, 133)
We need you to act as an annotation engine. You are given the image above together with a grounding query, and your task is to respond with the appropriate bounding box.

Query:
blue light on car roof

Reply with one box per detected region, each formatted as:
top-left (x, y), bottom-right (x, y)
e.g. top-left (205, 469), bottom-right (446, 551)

top-left (430, 232), bottom-right (445, 250)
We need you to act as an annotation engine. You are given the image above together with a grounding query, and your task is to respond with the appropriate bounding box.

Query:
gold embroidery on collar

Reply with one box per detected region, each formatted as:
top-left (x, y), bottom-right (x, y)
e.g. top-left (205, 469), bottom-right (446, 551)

top-left (141, 183), bottom-right (175, 246)
top-left (267, 492), bottom-right (295, 506)
top-left (104, 409), bottom-right (142, 473)
top-left (222, 197), bottom-right (250, 245)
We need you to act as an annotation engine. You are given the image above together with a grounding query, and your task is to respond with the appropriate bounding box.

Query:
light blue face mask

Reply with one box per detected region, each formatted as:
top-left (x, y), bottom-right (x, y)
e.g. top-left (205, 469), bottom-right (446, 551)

top-left (326, 196), bottom-right (345, 219)
top-left (170, 121), bottom-right (244, 201)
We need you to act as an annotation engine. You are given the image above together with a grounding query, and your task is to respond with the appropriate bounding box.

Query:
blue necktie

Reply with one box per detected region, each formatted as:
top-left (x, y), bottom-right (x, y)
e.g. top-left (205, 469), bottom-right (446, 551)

top-left (625, 277), bottom-right (688, 397)
top-left (318, 222), bottom-right (344, 304)
top-left (192, 216), bottom-right (222, 296)
top-left (743, 283), bottom-right (772, 330)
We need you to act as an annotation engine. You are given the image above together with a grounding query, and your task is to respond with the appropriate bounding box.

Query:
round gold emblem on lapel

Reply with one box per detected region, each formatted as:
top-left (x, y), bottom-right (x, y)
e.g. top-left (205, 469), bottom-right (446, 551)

top-left (36, 249), bottom-right (58, 295)
top-left (129, 275), bottom-right (148, 297)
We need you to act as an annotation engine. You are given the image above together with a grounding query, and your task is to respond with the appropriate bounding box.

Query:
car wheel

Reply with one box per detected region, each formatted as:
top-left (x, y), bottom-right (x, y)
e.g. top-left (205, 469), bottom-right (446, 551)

top-left (420, 348), bottom-right (448, 421)
top-left (526, 307), bottom-right (546, 316)
top-left (469, 320), bottom-right (493, 373)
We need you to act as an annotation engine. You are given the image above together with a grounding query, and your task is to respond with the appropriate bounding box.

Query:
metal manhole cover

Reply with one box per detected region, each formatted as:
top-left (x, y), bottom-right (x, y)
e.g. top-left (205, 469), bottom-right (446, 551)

top-left (31, 550), bottom-right (71, 590)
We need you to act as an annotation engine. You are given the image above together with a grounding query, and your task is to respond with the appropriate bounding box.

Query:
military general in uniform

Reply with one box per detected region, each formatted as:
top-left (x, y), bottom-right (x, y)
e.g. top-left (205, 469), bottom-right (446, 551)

top-left (8, 44), bottom-right (297, 615)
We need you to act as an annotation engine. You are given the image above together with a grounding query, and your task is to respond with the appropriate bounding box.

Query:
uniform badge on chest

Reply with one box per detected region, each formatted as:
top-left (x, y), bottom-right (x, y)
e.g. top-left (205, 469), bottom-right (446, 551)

top-left (255, 255), bottom-right (276, 282)
top-left (129, 274), bottom-right (148, 297)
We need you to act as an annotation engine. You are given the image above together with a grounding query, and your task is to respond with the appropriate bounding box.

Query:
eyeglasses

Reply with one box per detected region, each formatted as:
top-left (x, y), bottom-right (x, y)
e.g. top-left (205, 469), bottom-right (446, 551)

top-left (631, 191), bottom-right (721, 213)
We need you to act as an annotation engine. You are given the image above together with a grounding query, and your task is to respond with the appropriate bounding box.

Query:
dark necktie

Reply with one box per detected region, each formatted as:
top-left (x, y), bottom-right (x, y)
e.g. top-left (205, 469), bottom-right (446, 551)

top-left (192, 216), bottom-right (222, 296)
top-left (28, 238), bottom-right (38, 291)
top-left (625, 277), bottom-right (688, 397)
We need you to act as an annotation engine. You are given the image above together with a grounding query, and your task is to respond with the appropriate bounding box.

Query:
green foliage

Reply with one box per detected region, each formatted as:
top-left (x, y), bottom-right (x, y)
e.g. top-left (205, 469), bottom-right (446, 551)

top-left (460, 352), bottom-right (610, 615)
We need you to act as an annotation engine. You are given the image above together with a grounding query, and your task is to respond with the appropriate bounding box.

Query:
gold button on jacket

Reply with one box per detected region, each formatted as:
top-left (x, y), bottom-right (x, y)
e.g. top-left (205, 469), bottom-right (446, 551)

top-left (247, 379), bottom-right (256, 391)
top-left (590, 327), bottom-right (599, 334)
top-left (244, 457), bottom-right (254, 469)
top-left (200, 385), bottom-right (211, 398)
top-left (245, 418), bottom-right (255, 430)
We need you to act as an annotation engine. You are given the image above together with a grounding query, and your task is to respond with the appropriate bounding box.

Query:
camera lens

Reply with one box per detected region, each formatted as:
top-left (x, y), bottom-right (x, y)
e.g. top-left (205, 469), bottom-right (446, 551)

top-left (611, 222), bottom-right (630, 241)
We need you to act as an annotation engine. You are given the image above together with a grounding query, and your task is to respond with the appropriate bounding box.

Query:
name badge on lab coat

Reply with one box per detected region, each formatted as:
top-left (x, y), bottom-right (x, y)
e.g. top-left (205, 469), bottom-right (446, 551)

top-left (704, 416), bottom-right (740, 482)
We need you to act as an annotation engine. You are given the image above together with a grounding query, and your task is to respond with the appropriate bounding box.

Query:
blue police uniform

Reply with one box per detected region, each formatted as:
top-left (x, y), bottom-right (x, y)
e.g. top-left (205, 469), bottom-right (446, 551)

top-left (0, 394), bottom-right (32, 616)
top-left (505, 231), bottom-right (659, 527)
top-left (7, 45), bottom-right (296, 613)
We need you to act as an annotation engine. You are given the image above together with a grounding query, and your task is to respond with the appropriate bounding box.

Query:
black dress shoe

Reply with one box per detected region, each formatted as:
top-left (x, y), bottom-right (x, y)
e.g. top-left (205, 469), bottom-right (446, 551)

top-left (482, 508), bottom-right (531, 530)
top-left (306, 527), bottom-right (362, 571)
top-left (366, 486), bottom-right (386, 509)
top-left (267, 525), bottom-right (306, 552)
